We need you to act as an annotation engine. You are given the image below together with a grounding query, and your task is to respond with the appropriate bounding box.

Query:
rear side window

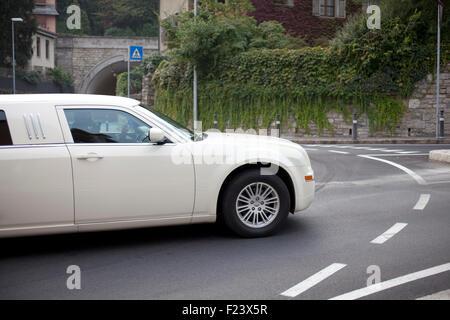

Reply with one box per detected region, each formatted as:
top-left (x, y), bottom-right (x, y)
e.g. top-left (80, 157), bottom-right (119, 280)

top-left (0, 110), bottom-right (13, 146)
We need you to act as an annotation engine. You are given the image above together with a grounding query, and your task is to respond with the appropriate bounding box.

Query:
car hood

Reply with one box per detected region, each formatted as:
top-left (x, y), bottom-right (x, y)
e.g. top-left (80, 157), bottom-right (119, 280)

top-left (183, 131), bottom-right (311, 168)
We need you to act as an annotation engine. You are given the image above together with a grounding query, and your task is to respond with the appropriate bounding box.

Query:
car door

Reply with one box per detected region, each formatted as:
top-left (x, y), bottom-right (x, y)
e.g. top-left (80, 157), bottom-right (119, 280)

top-left (0, 105), bottom-right (74, 236)
top-left (57, 106), bottom-right (195, 225)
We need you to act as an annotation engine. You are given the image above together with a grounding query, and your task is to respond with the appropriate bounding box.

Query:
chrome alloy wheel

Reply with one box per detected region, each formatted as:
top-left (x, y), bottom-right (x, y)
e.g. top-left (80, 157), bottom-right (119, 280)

top-left (235, 182), bottom-right (280, 228)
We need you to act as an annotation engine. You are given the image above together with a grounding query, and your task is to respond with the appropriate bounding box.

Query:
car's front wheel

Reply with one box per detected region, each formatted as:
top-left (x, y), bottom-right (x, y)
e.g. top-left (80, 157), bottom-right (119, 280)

top-left (221, 168), bottom-right (290, 237)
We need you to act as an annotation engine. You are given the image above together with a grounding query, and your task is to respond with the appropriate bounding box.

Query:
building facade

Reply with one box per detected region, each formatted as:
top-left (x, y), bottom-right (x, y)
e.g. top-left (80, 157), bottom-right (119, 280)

top-left (249, 0), bottom-right (361, 43)
top-left (159, 0), bottom-right (190, 51)
top-left (159, 0), bottom-right (364, 47)
top-left (27, 0), bottom-right (58, 73)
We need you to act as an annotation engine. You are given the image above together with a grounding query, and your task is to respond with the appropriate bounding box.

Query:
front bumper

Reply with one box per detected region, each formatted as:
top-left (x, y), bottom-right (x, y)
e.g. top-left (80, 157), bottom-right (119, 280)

top-left (289, 165), bottom-right (315, 212)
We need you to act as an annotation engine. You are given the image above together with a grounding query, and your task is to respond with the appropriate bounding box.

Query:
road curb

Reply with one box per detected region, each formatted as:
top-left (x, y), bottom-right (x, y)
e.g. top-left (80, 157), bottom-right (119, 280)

top-left (284, 137), bottom-right (450, 145)
top-left (429, 150), bottom-right (450, 163)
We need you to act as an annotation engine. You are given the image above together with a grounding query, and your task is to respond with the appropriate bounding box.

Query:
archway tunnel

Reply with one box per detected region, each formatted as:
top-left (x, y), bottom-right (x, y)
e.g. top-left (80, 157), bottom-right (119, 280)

top-left (81, 56), bottom-right (141, 96)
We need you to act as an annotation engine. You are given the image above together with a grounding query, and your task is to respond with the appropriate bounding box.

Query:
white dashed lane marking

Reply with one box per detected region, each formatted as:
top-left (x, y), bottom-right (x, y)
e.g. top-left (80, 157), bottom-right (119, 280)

top-left (280, 263), bottom-right (347, 298)
top-left (329, 150), bottom-right (349, 154)
top-left (413, 194), bottom-right (431, 210)
top-left (370, 223), bottom-right (408, 244)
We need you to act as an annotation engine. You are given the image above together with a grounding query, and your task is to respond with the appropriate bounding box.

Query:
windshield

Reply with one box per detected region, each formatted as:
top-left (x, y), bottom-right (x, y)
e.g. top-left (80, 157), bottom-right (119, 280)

top-left (135, 106), bottom-right (195, 141)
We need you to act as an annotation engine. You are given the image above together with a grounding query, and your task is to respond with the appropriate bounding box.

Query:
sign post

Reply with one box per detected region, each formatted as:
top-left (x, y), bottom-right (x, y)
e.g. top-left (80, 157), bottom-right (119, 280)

top-left (128, 45), bottom-right (143, 98)
top-left (436, 1), bottom-right (444, 138)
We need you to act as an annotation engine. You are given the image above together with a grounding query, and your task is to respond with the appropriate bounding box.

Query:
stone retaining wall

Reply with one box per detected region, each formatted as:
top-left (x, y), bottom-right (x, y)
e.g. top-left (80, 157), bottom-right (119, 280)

top-left (141, 62), bottom-right (450, 137)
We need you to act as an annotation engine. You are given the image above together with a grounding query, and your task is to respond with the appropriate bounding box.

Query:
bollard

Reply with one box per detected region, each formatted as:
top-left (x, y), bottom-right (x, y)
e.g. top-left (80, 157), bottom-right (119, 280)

top-left (353, 113), bottom-right (358, 141)
top-left (214, 114), bottom-right (218, 129)
top-left (276, 114), bottom-right (280, 138)
top-left (439, 109), bottom-right (444, 138)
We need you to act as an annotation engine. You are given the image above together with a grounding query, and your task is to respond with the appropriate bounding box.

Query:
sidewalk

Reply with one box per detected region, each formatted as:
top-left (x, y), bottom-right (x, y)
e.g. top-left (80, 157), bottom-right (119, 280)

top-left (283, 136), bottom-right (450, 145)
top-left (429, 150), bottom-right (450, 163)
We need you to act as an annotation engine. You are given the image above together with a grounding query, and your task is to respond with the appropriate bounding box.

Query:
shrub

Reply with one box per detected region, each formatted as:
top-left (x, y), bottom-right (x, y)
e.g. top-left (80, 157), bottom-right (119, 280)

top-left (47, 67), bottom-right (74, 91)
top-left (115, 72), bottom-right (128, 97)
top-left (16, 69), bottom-right (41, 85)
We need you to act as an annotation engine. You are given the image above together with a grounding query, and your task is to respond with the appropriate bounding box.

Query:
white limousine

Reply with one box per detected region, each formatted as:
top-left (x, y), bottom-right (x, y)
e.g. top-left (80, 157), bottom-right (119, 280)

top-left (0, 94), bottom-right (314, 238)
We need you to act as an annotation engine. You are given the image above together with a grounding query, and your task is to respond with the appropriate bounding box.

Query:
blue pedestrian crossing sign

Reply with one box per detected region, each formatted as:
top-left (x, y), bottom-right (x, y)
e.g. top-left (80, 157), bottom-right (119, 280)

top-left (129, 46), bottom-right (143, 61)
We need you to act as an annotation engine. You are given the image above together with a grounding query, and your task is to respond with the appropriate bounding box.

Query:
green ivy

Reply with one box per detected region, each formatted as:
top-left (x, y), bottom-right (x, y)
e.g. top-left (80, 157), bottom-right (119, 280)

top-left (153, 47), bottom-right (406, 134)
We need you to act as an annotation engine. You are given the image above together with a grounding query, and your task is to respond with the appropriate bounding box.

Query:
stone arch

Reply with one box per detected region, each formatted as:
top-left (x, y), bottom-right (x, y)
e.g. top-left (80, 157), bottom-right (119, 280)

top-left (79, 55), bottom-right (128, 95)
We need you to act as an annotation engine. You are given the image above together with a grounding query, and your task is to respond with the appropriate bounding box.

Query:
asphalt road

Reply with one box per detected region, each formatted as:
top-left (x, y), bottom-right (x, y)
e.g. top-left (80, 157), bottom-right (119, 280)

top-left (1, 144), bottom-right (449, 300)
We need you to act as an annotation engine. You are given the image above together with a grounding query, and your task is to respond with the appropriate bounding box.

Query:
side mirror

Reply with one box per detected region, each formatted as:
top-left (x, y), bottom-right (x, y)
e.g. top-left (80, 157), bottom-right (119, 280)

top-left (149, 127), bottom-right (165, 143)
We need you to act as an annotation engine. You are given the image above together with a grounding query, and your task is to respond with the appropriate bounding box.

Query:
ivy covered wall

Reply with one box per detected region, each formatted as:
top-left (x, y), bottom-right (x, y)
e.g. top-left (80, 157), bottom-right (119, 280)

top-left (248, 0), bottom-right (361, 44)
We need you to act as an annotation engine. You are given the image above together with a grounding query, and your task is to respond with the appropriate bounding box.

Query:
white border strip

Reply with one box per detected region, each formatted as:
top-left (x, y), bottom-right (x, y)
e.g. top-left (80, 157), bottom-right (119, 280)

top-left (396, 151), bottom-right (420, 154)
top-left (362, 154), bottom-right (428, 157)
top-left (330, 262), bottom-right (450, 300)
top-left (358, 155), bottom-right (427, 185)
top-left (280, 263), bottom-right (347, 298)
top-left (413, 194), bottom-right (431, 210)
top-left (370, 223), bottom-right (408, 244)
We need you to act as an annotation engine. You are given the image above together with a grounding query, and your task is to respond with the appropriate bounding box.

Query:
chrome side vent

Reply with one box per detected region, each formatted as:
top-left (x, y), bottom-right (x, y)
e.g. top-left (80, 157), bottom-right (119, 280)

top-left (37, 113), bottom-right (46, 139)
top-left (23, 114), bottom-right (46, 140)
top-left (23, 115), bottom-right (32, 140)
top-left (29, 114), bottom-right (39, 139)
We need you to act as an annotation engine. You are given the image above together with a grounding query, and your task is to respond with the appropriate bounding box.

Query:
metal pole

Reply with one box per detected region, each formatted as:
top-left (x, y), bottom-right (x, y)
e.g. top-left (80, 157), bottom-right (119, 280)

top-left (276, 114), bottom-right (280, 138)
top-left (440, 110), bottom-right (444, 138)
top-left (193, 0), bottom-right (198, 132)
top-left (436, 2), bottom-right (441, 139)
top-left (214, 114), bottom-right (217, 129)
top-left (12, 21), bottom-right (15, 94)
top-left (127, 46), bottom-right (130, 98)
top-left (353, 113), bottom-right (358, 141)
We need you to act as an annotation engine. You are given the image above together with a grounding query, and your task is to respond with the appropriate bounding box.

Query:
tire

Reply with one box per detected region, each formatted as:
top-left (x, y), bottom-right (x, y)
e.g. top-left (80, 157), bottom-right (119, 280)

top-left (221, 168), bottom-right (290, 237)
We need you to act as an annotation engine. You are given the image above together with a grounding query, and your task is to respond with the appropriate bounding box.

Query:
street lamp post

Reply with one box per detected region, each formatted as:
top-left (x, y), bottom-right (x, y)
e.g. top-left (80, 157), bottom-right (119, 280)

top-left (193, 0), bottom-right (198, 133)
top-left (11, 18), bottom-right (23, 95)
top-left (436, 1), bottom-right (444, 138)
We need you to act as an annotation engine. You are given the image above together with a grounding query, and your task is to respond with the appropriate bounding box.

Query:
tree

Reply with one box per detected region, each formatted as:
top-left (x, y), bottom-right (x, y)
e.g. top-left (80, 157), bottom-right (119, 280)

top-left (0, 0), bottom-right (37, 68)
top-left (161, 0), bottom-right (297, 75)
top-left (351, 0), bottom-right (449, 42)
top-left (95, 0), bottom-right (159, 35)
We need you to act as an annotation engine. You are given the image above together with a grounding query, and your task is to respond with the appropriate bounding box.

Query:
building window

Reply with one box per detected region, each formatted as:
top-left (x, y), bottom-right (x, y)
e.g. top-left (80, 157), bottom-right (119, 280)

top-left (320, 0), bottom-right (335, 17)
top-left (272, 0), bottom-right (294, 7)
top-left (45, 39), bottom-right (50, 59)
top-left (36, 37), bottom-right (41, 57)
top-left (313, 0), bottom-right (345, 18)
top-left (362, 0), bottom-right (378, 12)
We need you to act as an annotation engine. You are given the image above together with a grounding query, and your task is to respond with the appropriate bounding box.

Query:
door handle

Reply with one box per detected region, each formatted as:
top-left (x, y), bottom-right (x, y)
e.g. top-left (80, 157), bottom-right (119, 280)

top-left (76, 152), bottom-right (104, 161)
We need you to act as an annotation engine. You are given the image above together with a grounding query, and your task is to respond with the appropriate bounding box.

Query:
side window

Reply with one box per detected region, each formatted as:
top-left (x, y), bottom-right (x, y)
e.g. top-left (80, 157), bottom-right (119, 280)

top-left (64, 109), bottom-right (152, 144)
top-left (0, 110), bottom-right (13, 146)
